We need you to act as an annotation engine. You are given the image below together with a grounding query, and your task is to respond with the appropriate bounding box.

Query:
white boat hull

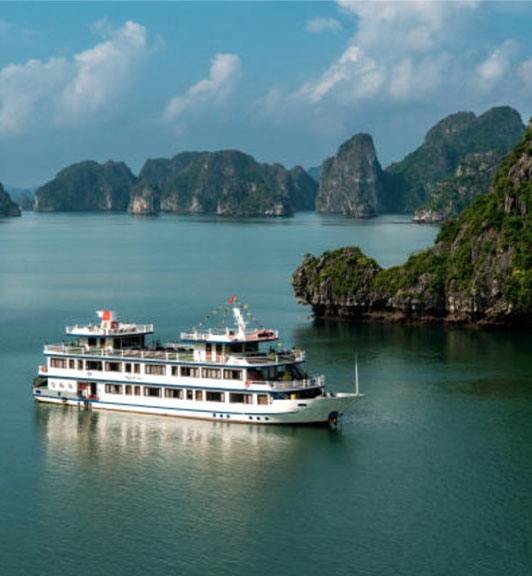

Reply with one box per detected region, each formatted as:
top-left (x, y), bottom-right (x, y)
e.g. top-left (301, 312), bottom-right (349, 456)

top-left (33, 390), bottom-right (360, 425)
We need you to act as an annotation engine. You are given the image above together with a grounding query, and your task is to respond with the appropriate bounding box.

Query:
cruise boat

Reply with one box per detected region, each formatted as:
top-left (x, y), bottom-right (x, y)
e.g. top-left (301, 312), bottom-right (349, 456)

top-left (33, 301), bottom-right (362, 425)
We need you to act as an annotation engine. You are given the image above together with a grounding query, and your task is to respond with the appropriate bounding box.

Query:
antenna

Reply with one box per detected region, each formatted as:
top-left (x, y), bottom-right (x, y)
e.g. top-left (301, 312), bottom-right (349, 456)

top-left (355, 353), bottom-right (359, 396)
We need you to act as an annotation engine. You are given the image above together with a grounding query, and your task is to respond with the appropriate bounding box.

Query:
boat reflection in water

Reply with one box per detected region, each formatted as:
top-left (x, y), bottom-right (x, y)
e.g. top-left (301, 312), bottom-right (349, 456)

top-left (33, 403), bottom-right (332, 494)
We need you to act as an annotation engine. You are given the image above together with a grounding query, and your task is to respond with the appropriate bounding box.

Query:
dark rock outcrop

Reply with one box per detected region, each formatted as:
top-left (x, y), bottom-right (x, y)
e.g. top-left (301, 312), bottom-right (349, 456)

top-left (412, 150), bottom-right (507, 223)
top-left (33, 151), bottom-right (317, 217)
top-left (292, 119), bottom-right (532, 327)
top-left (386, 106), bottom-right (525, 212)
top-left (138, 150), bottom-right (317, 217)
top-left (0, 183), bottom-right (21, 217)
top-left (315, 107), bottom-right (524, 219)
top-left (34, 161), bottom-right (137, 212)
top-left (316, 133), bottom-right (387, 217)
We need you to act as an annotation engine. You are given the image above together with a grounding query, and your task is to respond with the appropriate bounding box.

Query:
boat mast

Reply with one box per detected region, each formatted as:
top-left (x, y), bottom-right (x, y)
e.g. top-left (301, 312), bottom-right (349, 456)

top-left (355, 353), bottom-right (359, 396)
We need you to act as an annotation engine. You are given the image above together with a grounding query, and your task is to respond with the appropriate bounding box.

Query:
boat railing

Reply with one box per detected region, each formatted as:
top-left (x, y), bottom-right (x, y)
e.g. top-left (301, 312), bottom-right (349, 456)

top-left (251, 374), bottom-right (324, 390)
top-left (43, 343), bottom-right (194, 362)
top-left (180, 329), bottom-right (279, 342)
top-left (65, 323), bottom-right (154, 335)
top-left (231, 350), bottom-right (305, 364)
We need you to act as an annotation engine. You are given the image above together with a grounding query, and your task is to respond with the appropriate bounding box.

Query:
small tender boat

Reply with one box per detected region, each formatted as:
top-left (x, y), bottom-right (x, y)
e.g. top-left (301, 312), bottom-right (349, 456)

top-left (33, 299), bottom-right (362, 425)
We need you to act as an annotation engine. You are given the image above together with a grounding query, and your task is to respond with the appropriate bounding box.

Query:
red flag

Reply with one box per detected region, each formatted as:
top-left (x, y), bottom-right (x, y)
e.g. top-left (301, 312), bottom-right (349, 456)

top-left (228, 296), bottom-right (236, 304)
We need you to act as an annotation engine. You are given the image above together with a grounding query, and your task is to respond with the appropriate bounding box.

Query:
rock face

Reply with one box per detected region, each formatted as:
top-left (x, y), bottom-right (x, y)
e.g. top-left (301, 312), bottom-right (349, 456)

top-left (412, 151), bottom-right (507, 223)
top-left (139, 150), bottom-right (317, 217)
top-left (316, 133), bottom-right (387, 217)
top-left (292, 120), bottom-right (532, 327)
top-left (34, 161), bottom-right (137, 212)
top-left (33, 151), bottom-right (317, 217)
top-left (0, 183), bottom-right (21, 217)
top-left (315, 106), bottom-right (524, 219)
top-left (128, 182), bottom-right (159, 215)
top-left (386, 106), bottom-right (525, 212)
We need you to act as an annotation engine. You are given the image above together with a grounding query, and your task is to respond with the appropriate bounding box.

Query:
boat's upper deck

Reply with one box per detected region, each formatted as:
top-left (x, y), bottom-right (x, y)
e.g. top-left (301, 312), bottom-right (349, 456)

top-left (180, 327), bottom-right (278, 344)
top-left (180, 305), bottom-right (278, 345)
top-left (65, 310), bottom-right (154, 338)
top-left (66, 323), bottom-right (154, 337)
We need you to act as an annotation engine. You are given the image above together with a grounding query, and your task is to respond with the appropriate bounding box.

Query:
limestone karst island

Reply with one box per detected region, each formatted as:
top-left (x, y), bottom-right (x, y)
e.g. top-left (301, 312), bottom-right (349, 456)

top-left (292, 119), bottom-right (532, 327)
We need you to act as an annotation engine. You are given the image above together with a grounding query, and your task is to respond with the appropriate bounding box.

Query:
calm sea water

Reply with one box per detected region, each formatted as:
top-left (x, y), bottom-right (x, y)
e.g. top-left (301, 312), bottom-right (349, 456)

top-left (1, 212), bottom-right (531, 576)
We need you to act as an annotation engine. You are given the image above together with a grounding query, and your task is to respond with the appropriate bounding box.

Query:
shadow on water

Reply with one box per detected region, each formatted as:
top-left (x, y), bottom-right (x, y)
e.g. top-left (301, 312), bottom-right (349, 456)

top-left (292, 318), bottom-right (532, 399)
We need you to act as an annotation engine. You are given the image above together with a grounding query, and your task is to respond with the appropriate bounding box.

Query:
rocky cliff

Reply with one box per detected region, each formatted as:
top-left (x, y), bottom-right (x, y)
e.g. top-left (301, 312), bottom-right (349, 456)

top-left (34, 161), bottom-right (137, 212)
top-left (412, 150), bottom-right (507, 223)
top-left (137, 150), bottom-right (317, 217)
top-left (292, 119), bottom-right (532, 327)
top-left (0, 183), bottom-right (21, 217)
top-left (386, 106), bottom-right (524, 212)
top-left (315, 107), bottom-right (524, 219)
top-left (33, 151), bottom-right (317, 217)
top-left (316, 133), bottom-right (387, 217)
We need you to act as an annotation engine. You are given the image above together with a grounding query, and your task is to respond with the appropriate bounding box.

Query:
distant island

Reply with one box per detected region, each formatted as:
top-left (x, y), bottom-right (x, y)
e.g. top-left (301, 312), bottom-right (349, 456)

top-left (1, 105), bottom-right (526, 220)
top-left (292, 118), bottom-right (532, 327)
top-left (33, 151), bottom-right (318, 218)
top-left (316, 106), bottom-right (524, 221)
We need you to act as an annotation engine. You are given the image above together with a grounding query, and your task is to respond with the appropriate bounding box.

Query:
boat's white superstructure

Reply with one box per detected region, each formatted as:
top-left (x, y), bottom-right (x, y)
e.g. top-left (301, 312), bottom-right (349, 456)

top-left (33, 303), bottom-right (361, 425)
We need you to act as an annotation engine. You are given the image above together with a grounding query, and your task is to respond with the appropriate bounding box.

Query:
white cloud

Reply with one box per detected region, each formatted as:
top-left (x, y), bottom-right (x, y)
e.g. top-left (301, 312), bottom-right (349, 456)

top-left (306, 17), bottom-right (341, 34)
top-left (164, 53), bottom-right (241, 121)
top-left (475, 40), bottom-right (516, 91)
top-left (257, 0), bottom-right (490, 114)
top-left (518, 58), bottom-right (532, 94)
top-left (0, 20), bottom-right (148, 136)
top-left (0, 58), bottom-right (70, 134)
top-left (60, 21), bottom-right (147, 123)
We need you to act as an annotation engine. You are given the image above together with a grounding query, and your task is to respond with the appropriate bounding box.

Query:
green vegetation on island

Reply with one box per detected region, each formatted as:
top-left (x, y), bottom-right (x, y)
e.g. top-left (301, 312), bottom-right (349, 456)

top-left (292, 119), bottom-right (532, 327)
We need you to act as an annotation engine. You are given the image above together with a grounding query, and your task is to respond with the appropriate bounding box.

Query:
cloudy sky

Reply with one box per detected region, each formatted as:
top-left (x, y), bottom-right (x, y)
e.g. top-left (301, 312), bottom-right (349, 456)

top-left (1, 1), bottom-right (531, 187)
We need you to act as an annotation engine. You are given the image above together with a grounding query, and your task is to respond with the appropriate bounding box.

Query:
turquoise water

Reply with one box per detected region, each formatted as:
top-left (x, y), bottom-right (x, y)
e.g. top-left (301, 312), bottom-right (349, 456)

top-left (1, 213), bottom-right (531, 575)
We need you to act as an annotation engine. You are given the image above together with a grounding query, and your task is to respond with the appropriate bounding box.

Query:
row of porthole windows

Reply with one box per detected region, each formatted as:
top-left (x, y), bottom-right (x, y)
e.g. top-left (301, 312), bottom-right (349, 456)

top-left (50, 358), bottom-right (243, 381)
top-left (212, 413), bottom-right (271, 422)
top-left (103, 384), bottom-right (270, 405)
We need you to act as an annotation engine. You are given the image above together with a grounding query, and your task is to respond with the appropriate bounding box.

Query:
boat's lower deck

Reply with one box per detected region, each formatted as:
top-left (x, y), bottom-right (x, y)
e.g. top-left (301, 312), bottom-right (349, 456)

top-left (33, 382), bottom-right (359, 425)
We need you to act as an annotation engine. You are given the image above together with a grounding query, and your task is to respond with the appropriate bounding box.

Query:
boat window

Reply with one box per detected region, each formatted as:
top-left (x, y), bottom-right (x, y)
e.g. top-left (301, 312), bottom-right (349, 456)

top-left (134, 386), bottom-right (141, 396)
top-left (224, 369), bottom-right (242, 380)
top-left (165, 388), bottom-right (183, 399)
top-left (125, 385), bottom-right (132, 395)
top-left (229, 393), bottom-right (252, 404)
top-left (88, 338), bottom-right (97, 346)
top-left (134, 364), bottom-right (141, 374)
top-left (105, 362), bottom-right (122, 372)
top-left (105, 384), bottom-right (122, 395)
top-left (51, 358), bottom-right (67, 369)
top-left (181, 366), bottom-right (199, 378)
top-left (69, 359), bottom-right (75, 369)
top-left (77, 360), bottom-right (83, 370)
top-left (202, 368), bottom-right (221, 379)
top-left (186, 389), bottom-right (194, 400)
top-left (86, 360), bottom-right (102, 371)
top-left (144, 386), bottom-right (161, 397)
top-left (145, 364), bottom-right (166, 375)
top-left (121, 335), bottom-right (143, 348)
top-left (206, 391), bottom-right (224, 402)
top-left (124, 363), bottom-right (132, 373)
top-left (195, 390), bottom-right (203, 401)
top-left (257, 394), bottom-right (269, 405)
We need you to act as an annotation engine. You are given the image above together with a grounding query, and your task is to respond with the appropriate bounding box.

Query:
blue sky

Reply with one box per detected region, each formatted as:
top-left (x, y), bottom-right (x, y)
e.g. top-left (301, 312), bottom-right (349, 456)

top-left (1, 1), bottom-right (532, 187)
